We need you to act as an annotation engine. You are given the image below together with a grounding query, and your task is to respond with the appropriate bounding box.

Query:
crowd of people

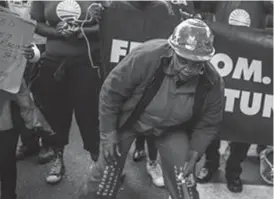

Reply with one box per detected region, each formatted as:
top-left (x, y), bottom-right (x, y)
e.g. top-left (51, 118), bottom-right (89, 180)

top-left (0, 1), bottom-right (273, 199)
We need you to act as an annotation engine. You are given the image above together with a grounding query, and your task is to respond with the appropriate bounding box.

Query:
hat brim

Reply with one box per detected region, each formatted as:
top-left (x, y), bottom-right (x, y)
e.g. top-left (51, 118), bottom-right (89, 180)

top-left (168, 40), bottom-right (215, 62)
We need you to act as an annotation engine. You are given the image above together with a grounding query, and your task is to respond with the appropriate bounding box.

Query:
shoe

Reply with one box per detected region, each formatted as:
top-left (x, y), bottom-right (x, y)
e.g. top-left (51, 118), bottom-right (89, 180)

top-left (133, 149), bottom-right (146, 162)
top-left (146, 160), bottom-right (165, 187)
top-left (226, 175), bottom-right (243, 193)
top-left (46, 150), bottom-right (65, 185)
top-left (38, 147), bottom-right (55, 164)
top-left (16, 144), bottom-right (40, 161)
top-left (196, 164), bottom-right (218, 183)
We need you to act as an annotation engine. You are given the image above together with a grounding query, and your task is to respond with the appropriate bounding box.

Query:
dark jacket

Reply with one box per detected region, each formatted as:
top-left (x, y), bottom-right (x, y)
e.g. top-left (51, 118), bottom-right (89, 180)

top-left (99, 39), bottom-right (224, 154)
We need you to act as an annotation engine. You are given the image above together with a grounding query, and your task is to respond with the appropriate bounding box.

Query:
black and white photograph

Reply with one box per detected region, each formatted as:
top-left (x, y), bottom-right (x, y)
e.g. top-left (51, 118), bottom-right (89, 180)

top-left (0, 0), bottom-right (273, 199)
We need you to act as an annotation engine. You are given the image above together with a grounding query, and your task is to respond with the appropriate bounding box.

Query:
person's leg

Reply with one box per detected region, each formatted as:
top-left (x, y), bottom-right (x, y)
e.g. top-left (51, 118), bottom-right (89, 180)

top-left (146, 136), bottom-right (164, 187)
top-left (14, 111), bottom-right (40, 160)
top-left (31, 58), bottom-right (73, 184)
top-left (133, 136), bottom-right (146, 162)
top-left (155, 130), bottom-right (198, 199)
top-left (67, 61), bottom-right (101, 162)
top-left (196, 139), bottom-right (220, 183)
top-left (78, 130), bottom-right (136, 199)
top-left (225, 142), bottom-right (250, 193)
top-left (0, 128), bottom-right (19, 199)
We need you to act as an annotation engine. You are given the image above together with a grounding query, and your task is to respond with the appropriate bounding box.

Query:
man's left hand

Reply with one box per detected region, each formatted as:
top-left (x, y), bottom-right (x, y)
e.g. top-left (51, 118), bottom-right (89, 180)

top-left (183, 150), bottom-right (200, 177)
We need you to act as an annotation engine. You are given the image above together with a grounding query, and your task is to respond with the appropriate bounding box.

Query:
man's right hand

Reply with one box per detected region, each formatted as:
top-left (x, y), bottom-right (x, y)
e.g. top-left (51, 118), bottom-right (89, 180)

top-left (101, 131), bottom-right (121, 165)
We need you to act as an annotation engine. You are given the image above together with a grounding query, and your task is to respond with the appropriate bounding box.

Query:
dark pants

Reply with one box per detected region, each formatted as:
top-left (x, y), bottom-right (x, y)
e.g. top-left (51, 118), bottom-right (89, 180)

top-left (0, 103), bottom-right (20, 199)
top-left (205, 139), bottom-right (250, 178)
top-left (135, 135), bottom-right (158, 161)
top-left (31, 55), bottom-right (101, 155)
top-left (79, 130), bottom-right (191, 199)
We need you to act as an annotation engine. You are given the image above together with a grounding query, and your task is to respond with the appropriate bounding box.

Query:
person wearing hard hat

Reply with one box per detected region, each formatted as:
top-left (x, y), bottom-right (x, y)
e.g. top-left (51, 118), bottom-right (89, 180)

top-left (79, 18), bottom-right (224, 199)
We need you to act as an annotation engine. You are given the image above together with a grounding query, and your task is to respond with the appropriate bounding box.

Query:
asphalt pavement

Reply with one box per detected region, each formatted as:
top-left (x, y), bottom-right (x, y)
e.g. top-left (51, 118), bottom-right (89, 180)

top-left (12, 118), bottom-right (273, 199)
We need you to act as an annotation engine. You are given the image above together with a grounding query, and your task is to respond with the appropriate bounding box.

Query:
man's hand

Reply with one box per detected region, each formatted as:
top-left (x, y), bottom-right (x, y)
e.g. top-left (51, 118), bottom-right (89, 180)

top-left (101, 131), bottom-right (121, 165)
top-left (183, 150), bottom-right (200, 177)
top-left (88, 3), bottom-right (104, 23)
top-left (22, 44), bottom-right (34, 60)
top-left (56, 21), bottom-right (77, 38)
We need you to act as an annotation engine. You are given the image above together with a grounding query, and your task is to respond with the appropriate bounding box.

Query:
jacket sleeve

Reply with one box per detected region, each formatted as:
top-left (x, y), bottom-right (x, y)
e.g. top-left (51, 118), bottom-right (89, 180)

top-left (99, 48), bottom-right (149, 134)
top-left (189, 77), bottom-right (225, 155)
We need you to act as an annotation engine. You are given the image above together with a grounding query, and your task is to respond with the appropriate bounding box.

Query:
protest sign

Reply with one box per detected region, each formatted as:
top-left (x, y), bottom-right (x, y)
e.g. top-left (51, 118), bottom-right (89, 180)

top-left (99, 2), bottom-right (273, 145)
top-left (0, 7), bottom-right (36, 93)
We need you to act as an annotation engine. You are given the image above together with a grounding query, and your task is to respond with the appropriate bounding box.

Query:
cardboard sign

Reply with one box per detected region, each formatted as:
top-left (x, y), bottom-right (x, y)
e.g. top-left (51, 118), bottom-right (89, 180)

top-left (0, 7), bottom-right (36, 93)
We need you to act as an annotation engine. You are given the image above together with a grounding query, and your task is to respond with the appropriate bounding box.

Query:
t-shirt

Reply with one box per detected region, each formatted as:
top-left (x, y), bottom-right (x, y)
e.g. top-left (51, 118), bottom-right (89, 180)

top-left (214, 1), bottom-right (270, 29)
top-left (30, 0), bottom-right (98, 56)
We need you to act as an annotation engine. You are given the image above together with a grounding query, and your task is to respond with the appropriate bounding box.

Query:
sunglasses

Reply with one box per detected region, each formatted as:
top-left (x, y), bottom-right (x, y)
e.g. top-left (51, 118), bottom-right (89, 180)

top-left (175, 54), bottom-right (205, 73)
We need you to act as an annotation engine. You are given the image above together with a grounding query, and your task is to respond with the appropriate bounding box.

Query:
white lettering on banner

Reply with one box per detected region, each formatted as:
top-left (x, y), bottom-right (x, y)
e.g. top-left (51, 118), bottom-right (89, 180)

top-left (210, 53), bottom-right (271, 85)
top-left (232, 58), bottom-right (262, 83)
top-left (210, 53), bottom-right (233, 77)
top-left (110, 39), bottom-right (142, 63)
top-left (225, 89), bottom-right (273, 118)
top-left (240, 91), bottom-right (262, 116)
top-left (262, 95), bottom-right (273, 118)
top-left (109, 39), bottom-right (273, 118)
top-left (110, 39), bottom-right (128, 63)
top-left (224, 88), bottom-right (240, 112)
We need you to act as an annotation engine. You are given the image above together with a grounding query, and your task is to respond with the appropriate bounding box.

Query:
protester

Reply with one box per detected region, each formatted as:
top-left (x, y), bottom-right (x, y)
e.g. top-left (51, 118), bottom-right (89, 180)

top-left (100, 1), bottom-right (196, 188)
top-left (5, 0), bottom-right (54, 163)
top-left (29, 1), bottom-right (104, 185)
top-left (0, 2), bottom-right (53, 198)
top-left (79, 18), bottom-right (224, 199)
top-left (195, 0), bottom-right (273, 193)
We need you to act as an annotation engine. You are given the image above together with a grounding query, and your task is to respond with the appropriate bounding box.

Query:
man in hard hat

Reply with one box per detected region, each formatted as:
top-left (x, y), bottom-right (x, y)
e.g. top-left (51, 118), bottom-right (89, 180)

top-left (79, 18), bottom-right (224, 199)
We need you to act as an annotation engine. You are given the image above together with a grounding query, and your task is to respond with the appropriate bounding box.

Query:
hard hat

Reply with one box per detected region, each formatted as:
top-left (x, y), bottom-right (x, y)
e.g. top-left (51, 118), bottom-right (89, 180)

top-left (168, 18), bottom-right (215, 61)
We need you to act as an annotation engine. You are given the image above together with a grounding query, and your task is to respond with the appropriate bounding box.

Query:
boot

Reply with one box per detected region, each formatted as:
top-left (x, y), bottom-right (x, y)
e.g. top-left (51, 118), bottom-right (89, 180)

top-left (46, 149), bottom-right (65, 185)
top-left (38, 147), bottom-right (55, 164)
top-left (226, 175), bottom-right (243, 193)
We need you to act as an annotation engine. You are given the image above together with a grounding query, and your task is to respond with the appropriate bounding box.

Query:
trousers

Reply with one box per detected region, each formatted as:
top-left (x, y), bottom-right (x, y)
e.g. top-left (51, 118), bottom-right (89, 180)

top-left (31, 55), bottom-right (101, 154)
top-left (79, 129), bottom-right (193, 199)
top-left (134, 135), bottom-right (158, 161)
top-left (205, 139), bottom-right (250, 178)
top-left (0, 102), bottom-right (20, 199)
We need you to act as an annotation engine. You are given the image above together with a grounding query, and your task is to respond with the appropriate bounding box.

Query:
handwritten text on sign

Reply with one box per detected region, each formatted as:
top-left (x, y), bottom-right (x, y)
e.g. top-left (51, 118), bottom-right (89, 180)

top-left (110, 39), bottom-right (273, 118)
top-left (0, 9), bottom-right (35, 93)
